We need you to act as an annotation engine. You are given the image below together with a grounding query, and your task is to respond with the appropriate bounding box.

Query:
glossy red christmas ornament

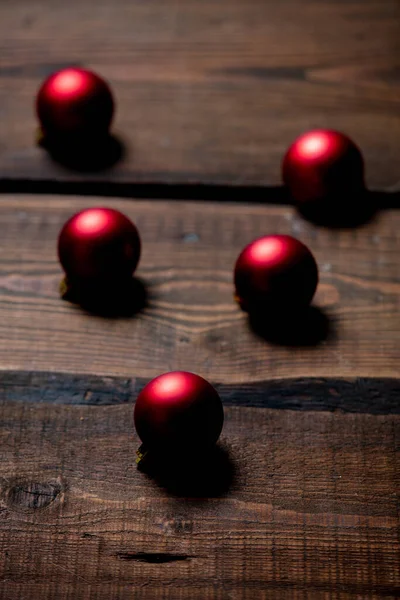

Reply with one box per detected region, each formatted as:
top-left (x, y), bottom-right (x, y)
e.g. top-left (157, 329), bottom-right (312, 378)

top-left (282, 129), bottom-right (364, 208)
top-left (234, 235), bottom-right (318, 312)
top-left (58, 208), bottom-right (141, 285)
top-left (36, 68), bottom-right (114, 139)
top-left (134, 372), bottom-right (224, 456)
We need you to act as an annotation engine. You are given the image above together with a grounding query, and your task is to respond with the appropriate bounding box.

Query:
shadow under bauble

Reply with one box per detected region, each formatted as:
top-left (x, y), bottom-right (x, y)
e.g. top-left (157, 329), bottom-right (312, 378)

top-left (62, 276), bottom-right (148, 318)
top-left (138, 443), bottom-right (235, 499)
top-left (40, 132), bottom-right (125, 172)
top-left (297, 189), bottom-right (377, 228)
top-left (249, 304), bottom-right (332, 347)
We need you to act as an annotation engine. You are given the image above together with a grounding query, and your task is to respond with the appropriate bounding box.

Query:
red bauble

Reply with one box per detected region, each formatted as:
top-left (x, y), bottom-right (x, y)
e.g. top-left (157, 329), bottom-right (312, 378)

top-left (134, 372), bottom-right (224, 452)
top-left (234, 235), bottom-right (318, 311)
top-left (282, 129), bottom-right (364, 207)
top-left (58, 208), bottom-right (141, 284)
top-left (36, 68), bottom-right (114, 138)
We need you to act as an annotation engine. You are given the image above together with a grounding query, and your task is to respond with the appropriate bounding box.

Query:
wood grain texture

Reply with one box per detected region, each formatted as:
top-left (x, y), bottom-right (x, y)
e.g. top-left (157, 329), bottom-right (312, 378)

top-left (0, 195), bottom-right (399, 382)
top-left (0, 0), bottom-right (399, 188)
top-left (2, 371), bottom-right (400, 414)
top-left (0, 373), bottom-right (399, 599)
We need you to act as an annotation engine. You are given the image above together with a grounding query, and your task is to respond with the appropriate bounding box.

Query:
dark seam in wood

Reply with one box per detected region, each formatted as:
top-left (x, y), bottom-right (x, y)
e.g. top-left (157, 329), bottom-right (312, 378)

top-left (115, 552), bottom-right (195, 563)
top-left (0, 179), bottom-right (398, 208)
top-left (1, 371), bottom-right (399, 414)
top-left (217, 66), bottom-right (307, 81)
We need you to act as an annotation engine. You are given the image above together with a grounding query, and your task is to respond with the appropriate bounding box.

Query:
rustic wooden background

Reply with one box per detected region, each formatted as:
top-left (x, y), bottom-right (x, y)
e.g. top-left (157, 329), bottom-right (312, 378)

top-left (0, 1), bottom-right (399, 599)
top-left (0, 196), bottom-right (399, 381)
top-left (0, 0), bottom-right (399, 188)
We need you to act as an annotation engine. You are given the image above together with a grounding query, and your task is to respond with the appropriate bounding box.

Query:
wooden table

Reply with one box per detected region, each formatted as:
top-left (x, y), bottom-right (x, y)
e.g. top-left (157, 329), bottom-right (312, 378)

top-left (0, 2), bottom-right (399, 599)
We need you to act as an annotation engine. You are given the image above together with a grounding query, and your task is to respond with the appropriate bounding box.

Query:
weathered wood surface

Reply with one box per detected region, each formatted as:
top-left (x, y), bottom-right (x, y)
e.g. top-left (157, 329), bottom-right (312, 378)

top-left (0, 0), bottom-right (399, 188)
top-left (0, 373), bottom-right (399, 599)
top-left (2, 371), bottom-right (399, 414)
top-left (0, 194), bottom-right (399, 598)
top-left (0, 195), bottom-right (399, 382)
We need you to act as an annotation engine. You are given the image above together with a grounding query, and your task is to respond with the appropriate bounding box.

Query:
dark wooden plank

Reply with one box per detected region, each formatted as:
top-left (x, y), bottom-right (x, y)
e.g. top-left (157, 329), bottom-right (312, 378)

top-left (0, 0), bottom-right (399, 188)
top-left (0, 195), bottom-right (399, 382)
top-left (1, 371), bottom-right (400, 415)
top-left (0, 375), bottom-right (399, 599)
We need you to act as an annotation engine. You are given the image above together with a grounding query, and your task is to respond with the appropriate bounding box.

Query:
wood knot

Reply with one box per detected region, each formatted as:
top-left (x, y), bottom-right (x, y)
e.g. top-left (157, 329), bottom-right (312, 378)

top-left (4, 479), bottom-right (64, 512)
top-left (159, 517), bottom-right (194, 535)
